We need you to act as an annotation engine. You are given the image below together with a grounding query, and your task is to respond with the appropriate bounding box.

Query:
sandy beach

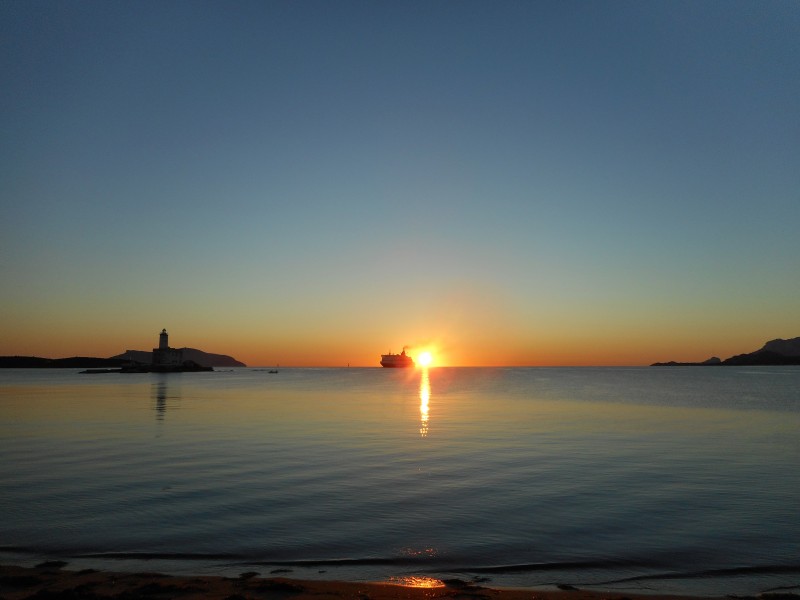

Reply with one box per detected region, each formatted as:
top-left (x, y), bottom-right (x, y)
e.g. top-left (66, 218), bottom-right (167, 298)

top-left (0, 563), bottom-right (740, 600)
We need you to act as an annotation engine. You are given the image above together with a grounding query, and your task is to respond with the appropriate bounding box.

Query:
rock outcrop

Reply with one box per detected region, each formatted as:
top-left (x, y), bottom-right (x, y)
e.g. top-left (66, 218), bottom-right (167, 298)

top-left (652, 337), bottom-right (800, 366)
top-left (2, 349), bottom-right (245, 368)
top-left (112, 348), bottom-right (245, 367)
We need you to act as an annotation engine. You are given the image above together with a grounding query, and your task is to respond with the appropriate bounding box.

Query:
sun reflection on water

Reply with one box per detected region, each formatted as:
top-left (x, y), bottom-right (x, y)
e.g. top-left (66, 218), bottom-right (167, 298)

top-left (387, 576), bottom-right (445, 588)
top-left (419, 367), bottom-right (430, 437)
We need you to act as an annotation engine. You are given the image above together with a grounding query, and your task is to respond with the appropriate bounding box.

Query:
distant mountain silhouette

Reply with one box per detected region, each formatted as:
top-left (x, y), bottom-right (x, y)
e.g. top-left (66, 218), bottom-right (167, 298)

top-left (759, 337), bottom-right (800, 356)
top-left (111, 348), bottom-right (245, 367)
top-left (652, 337), bottom-right (800, 366)
top-left (0, 356), bottom-right (129, 368)
top-left (2, 348), bottom-right (245, 368)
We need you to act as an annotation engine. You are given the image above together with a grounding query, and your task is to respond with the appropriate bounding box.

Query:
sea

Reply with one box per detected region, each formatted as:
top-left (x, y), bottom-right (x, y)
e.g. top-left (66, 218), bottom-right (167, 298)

top-left (1, 366), bottom-right (799, 596)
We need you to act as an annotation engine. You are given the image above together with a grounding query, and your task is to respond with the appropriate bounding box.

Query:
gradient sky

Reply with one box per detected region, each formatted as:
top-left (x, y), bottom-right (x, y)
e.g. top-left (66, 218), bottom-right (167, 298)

top-left (2, 0), bottom-right (798, 366)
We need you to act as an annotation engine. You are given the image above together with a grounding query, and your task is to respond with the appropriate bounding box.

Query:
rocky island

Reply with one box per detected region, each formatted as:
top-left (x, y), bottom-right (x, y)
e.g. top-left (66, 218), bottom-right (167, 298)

top-left (0, 329), bottom-right (246, 371)
top-left (652, 336), bottom-right (800, 366)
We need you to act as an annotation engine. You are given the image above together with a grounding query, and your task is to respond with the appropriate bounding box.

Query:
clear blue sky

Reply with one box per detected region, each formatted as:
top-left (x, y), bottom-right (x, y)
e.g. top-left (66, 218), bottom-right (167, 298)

top-left (2, 0), bottom-right (798, 366)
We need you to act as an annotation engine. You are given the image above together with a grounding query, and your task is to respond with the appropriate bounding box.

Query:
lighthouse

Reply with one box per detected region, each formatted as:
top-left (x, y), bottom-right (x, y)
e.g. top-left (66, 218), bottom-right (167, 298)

top-left (152, 329), bottom-right (182, 367)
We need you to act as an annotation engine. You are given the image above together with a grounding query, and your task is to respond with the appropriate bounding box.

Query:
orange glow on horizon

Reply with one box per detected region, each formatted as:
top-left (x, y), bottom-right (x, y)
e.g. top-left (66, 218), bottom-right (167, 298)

top-left (0, 318), bottom-right (777, 368)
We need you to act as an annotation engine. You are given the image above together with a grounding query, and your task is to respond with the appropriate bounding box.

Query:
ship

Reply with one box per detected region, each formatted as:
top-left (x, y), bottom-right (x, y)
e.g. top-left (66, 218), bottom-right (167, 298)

top-left (380, 349), bottom-right (415, 368)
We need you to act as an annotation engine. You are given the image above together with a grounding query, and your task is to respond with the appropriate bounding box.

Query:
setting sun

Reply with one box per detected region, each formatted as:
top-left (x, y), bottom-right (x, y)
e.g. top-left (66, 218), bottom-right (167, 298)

top-left (417, 351), bottom-right (432, 367)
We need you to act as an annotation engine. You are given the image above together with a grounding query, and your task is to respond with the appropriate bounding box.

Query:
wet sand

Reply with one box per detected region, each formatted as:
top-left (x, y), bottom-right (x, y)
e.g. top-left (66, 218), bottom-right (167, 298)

top-left (0, 563), bottom-right (733, 600)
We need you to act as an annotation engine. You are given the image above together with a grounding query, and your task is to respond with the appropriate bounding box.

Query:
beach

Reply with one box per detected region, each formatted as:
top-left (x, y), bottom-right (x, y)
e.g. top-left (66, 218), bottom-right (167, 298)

top-left (0, 563), bottom-right (730, 600)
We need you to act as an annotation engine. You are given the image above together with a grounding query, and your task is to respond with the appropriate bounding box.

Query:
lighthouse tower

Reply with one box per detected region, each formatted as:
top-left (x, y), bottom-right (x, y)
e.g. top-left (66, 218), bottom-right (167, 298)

top-left (152, 328), bottom-right (182, 367)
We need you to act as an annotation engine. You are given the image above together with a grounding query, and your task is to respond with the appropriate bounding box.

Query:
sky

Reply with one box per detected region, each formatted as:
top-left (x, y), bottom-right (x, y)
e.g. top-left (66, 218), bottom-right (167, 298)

top-left (1, 0), bottom-right (798, 367)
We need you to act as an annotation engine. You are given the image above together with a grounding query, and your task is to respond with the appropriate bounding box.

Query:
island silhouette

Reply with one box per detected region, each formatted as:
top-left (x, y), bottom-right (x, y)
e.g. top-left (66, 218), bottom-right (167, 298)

top-left (111, 329), bottom-right (245, 368)
top-left (652, 337), bottom-right (800, 366)
top-left (0, 329), bottom-right (245, 370)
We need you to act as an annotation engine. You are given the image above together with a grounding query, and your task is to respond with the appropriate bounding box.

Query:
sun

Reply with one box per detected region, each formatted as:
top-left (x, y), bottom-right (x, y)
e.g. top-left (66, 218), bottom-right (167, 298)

top-left (417, 351), bottom-right (433, 367)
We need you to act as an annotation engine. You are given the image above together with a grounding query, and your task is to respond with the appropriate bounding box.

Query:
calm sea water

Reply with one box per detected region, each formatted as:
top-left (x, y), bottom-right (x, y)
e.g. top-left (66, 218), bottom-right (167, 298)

top-left (1, 367), bottom-right (799, 595)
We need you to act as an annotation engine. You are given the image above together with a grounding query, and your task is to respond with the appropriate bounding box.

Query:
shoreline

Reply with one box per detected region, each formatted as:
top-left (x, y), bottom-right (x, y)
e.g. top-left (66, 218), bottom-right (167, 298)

top-left (0, 563), bottom-right (744, 600)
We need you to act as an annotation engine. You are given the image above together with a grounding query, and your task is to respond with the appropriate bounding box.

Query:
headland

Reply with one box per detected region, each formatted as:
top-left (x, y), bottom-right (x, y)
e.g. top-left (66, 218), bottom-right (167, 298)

top-left (0, 329), bottom-right (245, 372)
top-left (652, 337), bottom-right (800, 366)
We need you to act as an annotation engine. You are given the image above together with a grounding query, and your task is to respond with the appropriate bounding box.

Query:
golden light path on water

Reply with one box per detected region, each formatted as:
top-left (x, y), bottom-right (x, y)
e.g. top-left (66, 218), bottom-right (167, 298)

top-left (387, 576), bottom-right (445, 588)
top-left (419, 367), bottom-right (430, 437)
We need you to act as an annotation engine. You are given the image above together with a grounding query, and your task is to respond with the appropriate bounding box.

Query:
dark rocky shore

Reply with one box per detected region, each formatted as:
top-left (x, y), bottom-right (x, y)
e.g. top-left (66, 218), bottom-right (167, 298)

top-left (652, 337), bottom-right (800, 366)
top-left (0, 348), bottom-right (244, 369)
top-left (0, 563), bottom-right (735, 600)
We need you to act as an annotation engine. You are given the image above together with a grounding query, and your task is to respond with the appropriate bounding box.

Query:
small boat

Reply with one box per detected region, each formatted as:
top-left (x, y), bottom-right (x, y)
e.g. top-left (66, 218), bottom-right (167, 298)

top-left (380, 349), bottom-right (414, 368)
